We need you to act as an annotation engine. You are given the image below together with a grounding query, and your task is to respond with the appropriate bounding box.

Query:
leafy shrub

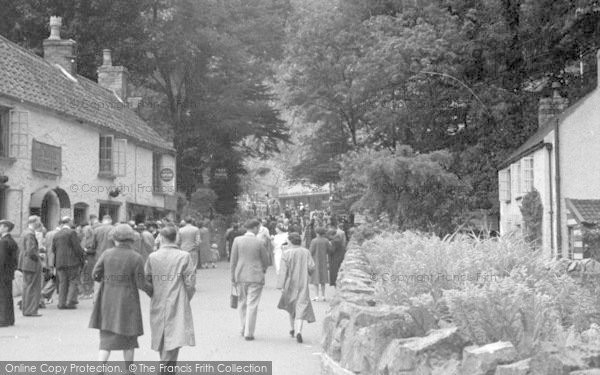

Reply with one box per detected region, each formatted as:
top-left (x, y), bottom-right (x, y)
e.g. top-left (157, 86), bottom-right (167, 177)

top-left (363, 230), bottom-right (600, 358)
top-left (364, 231), bottom-right (534, 303)
top-left (520, 189), bottom-right (543, 249)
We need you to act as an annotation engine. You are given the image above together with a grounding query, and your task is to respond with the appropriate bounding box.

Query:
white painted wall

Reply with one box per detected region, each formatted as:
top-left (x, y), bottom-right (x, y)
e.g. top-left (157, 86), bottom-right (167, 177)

top-left (558, 88), bottom-right (600, 257)
top-left (0, 96), bottom-right (175, 237)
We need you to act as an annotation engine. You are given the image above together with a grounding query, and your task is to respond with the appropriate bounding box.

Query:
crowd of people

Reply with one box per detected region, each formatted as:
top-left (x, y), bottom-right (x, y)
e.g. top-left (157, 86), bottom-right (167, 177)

top-left (227, 210), bottom-right (350, 343)
top-left (0, 209), bottom-right (350, 372)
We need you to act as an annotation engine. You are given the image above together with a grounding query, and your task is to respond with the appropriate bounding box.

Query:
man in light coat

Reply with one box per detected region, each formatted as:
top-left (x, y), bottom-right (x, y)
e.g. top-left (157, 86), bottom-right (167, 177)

top-left (177, 217), bottom-right (201, 270)
top-left (146, 226), bottom-right (196, 373)
top-left (230, 219), bottom-right (270, 340)
top-left (18, 216), bottom-right (43, 317)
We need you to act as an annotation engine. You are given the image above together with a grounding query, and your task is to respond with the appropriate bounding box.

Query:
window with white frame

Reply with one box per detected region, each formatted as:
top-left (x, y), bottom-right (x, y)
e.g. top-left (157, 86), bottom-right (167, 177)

top-left (99, 135), bottom-right (113, 174)
top-left (499, 169), bottom-right (511, 202)
top-left (113, 138), bottom-right (127, 177)
top-left (99, 135), bottom-right (127, 177)
top-left (522, 156), bottom-right (534, 193)
top-left (0, 109), bottom-right (29, 159)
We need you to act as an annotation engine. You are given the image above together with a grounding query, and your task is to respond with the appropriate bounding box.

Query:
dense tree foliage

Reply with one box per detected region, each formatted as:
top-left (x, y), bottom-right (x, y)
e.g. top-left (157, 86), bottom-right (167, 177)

top-left (278, 0), bottom-right (600, 229)
top-left (1, 0), bottom-right (291, 215)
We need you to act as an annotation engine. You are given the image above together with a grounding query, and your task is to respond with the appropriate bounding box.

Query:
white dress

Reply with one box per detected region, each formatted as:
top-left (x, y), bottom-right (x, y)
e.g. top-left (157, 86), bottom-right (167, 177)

top-left (272, 232), bottom-right (289, 275)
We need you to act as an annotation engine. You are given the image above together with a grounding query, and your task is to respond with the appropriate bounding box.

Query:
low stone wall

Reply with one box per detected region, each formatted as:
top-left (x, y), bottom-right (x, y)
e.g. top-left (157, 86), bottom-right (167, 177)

top-left (321, 241), bottom-right (600, 375)
top-left (321, 241), bottom-right (441, 374)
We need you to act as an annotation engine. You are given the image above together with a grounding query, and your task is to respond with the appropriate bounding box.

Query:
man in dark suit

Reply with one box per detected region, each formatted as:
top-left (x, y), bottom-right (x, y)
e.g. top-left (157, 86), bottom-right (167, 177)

top-left (51, 216), bottom-right (85, 309)
top-left (0, 220), bottom-right (19, 326)
top-left (18, 215), bottom-right (43, 317)
top-left (230, 219), bottom-right (270, 340)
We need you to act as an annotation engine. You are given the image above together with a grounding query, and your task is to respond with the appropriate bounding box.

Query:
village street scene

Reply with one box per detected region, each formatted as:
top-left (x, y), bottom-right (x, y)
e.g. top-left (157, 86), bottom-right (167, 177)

top-left (4, 1), bottom-right (600, 375)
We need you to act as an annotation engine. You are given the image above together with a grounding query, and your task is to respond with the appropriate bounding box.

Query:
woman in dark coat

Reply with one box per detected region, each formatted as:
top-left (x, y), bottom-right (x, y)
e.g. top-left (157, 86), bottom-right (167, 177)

top-left (89, 224), bottom-right (151, 365)
top-left (309, 227), bottom-right (330, 301)
top-left (327, 229), bottom-right (345, 287)
top-left (303, 218), bottom-right (316, 249)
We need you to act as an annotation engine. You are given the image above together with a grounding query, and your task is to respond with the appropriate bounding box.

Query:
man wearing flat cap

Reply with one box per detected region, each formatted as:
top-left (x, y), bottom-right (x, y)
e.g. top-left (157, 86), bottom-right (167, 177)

top-left (89, 223), bottom-right (151, 366)
top-left (51, 216), bottom-right (85, 309)
top-left (0, 220), bottom-right (18, 326)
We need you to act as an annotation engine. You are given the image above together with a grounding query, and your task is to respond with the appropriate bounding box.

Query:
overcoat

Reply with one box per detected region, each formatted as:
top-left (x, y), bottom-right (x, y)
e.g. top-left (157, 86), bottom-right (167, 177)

top-left (0, 233), bottom-right (19, 326)
top-left (277, 246), bottom-right (316, 323)
top-left (198, 227), bottom-right (211, 264)
top-left (89, 245), bottom-right (149, 336)
top-left (309, 236), bottom-right (331, 285)
top-left (145, 244), bottom-right (196, 351)
top-left (328, 233), bottom-right (345, 286)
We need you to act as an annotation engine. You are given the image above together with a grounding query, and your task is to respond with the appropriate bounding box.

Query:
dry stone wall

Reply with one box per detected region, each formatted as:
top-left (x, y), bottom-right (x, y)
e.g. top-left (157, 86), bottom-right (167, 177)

top-left (321, 241), bottom-right (600, 375)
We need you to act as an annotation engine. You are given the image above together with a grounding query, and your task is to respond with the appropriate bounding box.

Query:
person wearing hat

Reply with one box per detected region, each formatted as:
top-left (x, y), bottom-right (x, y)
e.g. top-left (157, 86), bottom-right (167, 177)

top-left (0, 220), bottom-right (18, 326)
top-left (145, 225), bottom-right (196, 371)
top-left (51, 216), bottom-right (85, 309)
top-left (89, 224), bottom-right (151, 366)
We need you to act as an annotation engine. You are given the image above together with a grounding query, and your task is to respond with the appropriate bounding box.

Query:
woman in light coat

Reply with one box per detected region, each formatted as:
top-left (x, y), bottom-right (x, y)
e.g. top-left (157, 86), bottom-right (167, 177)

top-left (277, 233), bottom-right (315, 343)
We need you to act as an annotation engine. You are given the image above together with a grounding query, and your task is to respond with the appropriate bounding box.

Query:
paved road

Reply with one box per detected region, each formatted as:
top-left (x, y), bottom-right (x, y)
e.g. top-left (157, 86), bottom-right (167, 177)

top-left (0, 262), bottom-right (331, 374)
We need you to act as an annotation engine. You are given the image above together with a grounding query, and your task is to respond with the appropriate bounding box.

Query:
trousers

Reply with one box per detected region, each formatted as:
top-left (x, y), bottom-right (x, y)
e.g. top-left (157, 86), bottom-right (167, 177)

top-left (237, 282), bottom-right (263, 337)
top-left (57, 266), bottom-right (80, 307)
top-left (22, 264), bottom-right (42, 316)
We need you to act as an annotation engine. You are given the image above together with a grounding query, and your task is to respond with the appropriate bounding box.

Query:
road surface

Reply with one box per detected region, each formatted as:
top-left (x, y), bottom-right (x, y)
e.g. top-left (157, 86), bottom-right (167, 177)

top-left (0, 261), bottom-right (331, 374)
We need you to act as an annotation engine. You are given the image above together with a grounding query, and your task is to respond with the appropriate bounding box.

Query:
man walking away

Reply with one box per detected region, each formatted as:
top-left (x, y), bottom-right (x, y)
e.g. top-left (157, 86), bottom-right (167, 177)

top-left (177, 217), bottom-right (201, 271)
top-left (90, 215), bottom-right (115, 299)
top-left (80, 215), bottom-right (98, 299)
top-left (18, 216), bottom-right (43, 317)
top-left (198, 221), bottom-right (211, 269)
top-left (146, 226), bottom-right (196, 375)
top-left (230, 219), bottom-right (270, 341)
top-left (0, 220), bottom-right (18, 326)
top-left (51, 217), bottom-right (85, 309)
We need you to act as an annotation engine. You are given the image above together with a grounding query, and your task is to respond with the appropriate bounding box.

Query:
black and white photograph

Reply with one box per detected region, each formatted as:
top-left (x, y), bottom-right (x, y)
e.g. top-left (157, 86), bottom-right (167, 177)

top-left (2, 1), bottom-right (600, 374)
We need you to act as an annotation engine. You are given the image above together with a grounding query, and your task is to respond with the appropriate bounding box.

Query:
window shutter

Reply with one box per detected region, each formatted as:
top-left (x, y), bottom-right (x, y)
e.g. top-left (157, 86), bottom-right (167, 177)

top-left (113, 139), bottom-right (127, 176)
top-left (511, 163), bottom-right (521, 198)
top-left (8, 110), bottom-right (28, 159)
top-left (499, 169), bottom-right (511, 202)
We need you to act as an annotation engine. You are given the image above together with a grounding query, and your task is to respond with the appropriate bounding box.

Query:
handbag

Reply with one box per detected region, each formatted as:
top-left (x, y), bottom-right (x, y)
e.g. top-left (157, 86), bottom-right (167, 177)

top-left (230, 284), bottom-right (238, 309)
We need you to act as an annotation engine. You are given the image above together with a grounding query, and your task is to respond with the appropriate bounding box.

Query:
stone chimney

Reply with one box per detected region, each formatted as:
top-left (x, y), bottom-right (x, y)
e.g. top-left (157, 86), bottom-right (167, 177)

top-left (538, 82), bottom-right (569, 128)
top-left (43, 16), bottom-right (77, 75)
top-left (97, 49), bottom-right (128, 100)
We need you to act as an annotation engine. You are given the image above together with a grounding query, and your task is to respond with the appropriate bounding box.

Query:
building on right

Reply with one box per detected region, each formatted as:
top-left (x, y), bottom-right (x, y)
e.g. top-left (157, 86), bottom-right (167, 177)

top-left (498, 50), bottom-right (600, 260)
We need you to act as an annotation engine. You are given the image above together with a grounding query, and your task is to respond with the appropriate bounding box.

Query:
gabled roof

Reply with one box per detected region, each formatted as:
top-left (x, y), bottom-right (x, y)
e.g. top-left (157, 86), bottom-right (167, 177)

top-left (566, 198), bottom-right (600, 225)
top-left (499, 88), bottom-right (598, 169)
top-left (0, 34), bottom-right (174, 153)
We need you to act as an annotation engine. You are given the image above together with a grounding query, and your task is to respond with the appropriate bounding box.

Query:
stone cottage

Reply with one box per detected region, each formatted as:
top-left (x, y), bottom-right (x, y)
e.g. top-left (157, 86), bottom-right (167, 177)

top-left (0, 16), bottom-right (177, 235)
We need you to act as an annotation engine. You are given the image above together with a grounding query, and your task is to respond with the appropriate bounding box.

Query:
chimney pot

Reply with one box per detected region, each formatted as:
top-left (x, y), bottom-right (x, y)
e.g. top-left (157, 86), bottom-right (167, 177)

top-left (102, 49), bottom-right (112, 66)
top-left (49, 16), bottom-right (62, 40)
top-left (43, 16), bottom-right (77, 75)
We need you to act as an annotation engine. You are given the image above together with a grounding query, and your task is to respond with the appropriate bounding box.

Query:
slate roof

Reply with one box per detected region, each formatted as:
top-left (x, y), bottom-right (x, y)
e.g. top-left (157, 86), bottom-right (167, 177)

top-left (0, 34), bottom-right (174, 152)
top-left (566, 199), bottom-right (600, 225)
